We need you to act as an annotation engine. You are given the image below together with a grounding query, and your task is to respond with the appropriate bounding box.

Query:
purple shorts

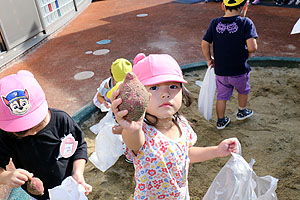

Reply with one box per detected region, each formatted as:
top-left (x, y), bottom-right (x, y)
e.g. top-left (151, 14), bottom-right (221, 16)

top-left (216, 73), bottom-right (250, 100)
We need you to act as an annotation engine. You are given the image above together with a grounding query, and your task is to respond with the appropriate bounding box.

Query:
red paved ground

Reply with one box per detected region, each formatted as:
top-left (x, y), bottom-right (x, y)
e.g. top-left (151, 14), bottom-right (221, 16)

top-left (0, 0), bottom-right (299, 116)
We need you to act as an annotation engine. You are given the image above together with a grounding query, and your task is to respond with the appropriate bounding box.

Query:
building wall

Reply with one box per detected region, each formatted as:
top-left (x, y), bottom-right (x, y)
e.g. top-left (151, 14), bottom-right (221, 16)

top-left (0, 0), bottom-right (91, 69)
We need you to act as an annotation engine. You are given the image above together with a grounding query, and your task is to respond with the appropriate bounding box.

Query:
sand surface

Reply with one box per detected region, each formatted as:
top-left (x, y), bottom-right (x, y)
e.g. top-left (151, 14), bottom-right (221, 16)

top-left (82, 66), bottom-right (300, 200)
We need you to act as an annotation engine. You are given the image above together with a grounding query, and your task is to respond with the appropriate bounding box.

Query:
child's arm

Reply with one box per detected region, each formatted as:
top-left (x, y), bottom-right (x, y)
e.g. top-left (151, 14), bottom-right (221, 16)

top-left (201, 40), bottom-right (214, 67)
top-left (189, 138), bottom-right (238, 163)
top-left (0, 167), bottom-right (33, 187)
top-left (246, 38), bottom-right (258, 58)
top-left (72, 159), bottom-right (92, 195)
top-left (96, 92), bottom-right (110, 108)
top-left (110, 87), bottom-right (145, 154)
top-left (97, 80), bottom-right (112, 108)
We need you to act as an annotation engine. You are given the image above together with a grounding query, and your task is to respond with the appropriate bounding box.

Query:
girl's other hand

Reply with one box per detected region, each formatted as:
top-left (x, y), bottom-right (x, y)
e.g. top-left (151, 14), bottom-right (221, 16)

top-left (217, 138), bottom-right (239, 157)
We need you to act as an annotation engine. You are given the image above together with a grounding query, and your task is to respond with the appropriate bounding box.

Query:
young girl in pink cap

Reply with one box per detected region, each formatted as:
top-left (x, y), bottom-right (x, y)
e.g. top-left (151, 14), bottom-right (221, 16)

top-left (111, 53), bottom-right (239, 199)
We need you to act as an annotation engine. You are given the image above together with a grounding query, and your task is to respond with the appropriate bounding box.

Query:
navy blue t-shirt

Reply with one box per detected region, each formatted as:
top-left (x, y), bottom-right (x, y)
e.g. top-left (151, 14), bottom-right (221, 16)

top-left (203, 16), bottom-right (258, 76)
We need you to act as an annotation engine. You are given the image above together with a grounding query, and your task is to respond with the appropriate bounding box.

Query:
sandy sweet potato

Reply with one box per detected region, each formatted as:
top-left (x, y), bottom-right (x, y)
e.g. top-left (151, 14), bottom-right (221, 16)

top-left (27, 177), bottom-right (44, 196)
top-left (118, 72), bottom-right (149, 121)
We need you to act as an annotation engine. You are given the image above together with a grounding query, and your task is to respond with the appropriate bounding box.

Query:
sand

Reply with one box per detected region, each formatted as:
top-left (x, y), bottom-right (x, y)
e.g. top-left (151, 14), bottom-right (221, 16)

top-left (76, 66), bottom-right (300, 199)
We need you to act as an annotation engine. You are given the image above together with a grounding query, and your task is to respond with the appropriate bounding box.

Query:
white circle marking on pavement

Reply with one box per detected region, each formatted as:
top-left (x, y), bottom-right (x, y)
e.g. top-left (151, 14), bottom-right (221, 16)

top-left (93, 49), bottom-right (110, 55)
top-left (74, 71), bottom-right (95, 80)
top-left (85, 51), bottom-right (93, 54)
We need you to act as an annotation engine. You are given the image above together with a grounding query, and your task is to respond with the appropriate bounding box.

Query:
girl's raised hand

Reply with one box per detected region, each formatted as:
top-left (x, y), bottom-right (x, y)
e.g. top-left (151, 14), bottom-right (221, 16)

top-left (110, 85), bottom-right (145, 133)
top-left (111, 85), bottom-right (146, 152)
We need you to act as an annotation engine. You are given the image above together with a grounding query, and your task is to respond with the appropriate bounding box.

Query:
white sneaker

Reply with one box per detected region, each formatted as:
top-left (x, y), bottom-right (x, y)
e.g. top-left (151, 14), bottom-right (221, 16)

top-left (296, 0), bottom-right (300, 5)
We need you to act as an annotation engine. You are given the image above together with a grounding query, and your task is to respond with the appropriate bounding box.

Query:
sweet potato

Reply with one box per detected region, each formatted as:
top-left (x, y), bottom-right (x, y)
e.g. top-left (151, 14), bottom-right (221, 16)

top-left (118, 72), bottom-right (149, 121)
top-left (27, 177), bottom-right (44, 196)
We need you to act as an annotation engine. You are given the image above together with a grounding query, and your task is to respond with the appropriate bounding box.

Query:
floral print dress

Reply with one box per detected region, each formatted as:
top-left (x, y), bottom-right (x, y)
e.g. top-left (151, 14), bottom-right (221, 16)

top-left (127, 116), bottom-right (197, 200)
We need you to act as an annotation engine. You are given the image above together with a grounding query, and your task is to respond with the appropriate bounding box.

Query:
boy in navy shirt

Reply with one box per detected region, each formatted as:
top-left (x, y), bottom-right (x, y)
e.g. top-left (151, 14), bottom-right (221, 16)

top-left (202, 0), bottom-right (258, 129)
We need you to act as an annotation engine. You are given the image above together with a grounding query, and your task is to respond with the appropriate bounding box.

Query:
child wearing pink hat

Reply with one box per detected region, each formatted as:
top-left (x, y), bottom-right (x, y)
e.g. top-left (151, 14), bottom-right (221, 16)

top-left (0, 70), bottom-right (92, 199)
top-left (110, 53), bottom-right (239, 199)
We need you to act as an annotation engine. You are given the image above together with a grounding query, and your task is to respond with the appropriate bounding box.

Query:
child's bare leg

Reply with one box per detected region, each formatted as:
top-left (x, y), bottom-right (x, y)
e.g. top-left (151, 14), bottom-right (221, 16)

top-left (236, 93), bottom-right (253, 120)
top-left (238, 93), bottom-right (248, 109)
top-left (216, 100), bottom-right (227, 119)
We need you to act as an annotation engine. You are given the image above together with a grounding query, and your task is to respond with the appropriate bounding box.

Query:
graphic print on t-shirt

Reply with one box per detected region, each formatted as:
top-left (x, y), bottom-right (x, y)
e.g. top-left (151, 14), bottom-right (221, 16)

top-left (216, 22), bottom-right (238, 34)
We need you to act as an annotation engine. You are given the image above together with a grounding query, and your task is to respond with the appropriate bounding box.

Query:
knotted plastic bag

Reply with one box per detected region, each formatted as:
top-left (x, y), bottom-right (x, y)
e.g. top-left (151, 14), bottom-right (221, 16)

top-left (197, 66), bottom-right (216, 121)
top-left (89, 110), bottom-right (125, 172)
top-left (203, 140), bottom-right (278, 200)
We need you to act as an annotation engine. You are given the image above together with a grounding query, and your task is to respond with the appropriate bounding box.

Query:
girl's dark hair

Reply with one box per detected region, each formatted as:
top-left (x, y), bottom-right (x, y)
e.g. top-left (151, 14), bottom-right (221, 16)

top-left (144, 83), bottom-right (193, 127)
top-left (225, 0), bottom-right (247, 11)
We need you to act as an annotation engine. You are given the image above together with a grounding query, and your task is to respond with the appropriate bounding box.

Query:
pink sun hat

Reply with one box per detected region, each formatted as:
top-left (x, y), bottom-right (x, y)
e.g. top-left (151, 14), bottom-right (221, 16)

top-left (132, 53), bottom-right (187, 86)
top-left (0, 70), bottom-right (48, 132)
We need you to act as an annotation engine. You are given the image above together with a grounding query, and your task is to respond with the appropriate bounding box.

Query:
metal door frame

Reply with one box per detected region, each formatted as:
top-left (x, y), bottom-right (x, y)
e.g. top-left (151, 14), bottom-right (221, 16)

top-left (0, 24), bottom-right (7, 52)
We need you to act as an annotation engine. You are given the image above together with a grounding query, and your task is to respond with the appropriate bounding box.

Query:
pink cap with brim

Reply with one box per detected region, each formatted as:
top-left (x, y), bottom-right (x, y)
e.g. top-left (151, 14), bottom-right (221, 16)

top-left (0, 70), bottom-right (48, 132)
top-left (132, 54), bottom-right (187, 86)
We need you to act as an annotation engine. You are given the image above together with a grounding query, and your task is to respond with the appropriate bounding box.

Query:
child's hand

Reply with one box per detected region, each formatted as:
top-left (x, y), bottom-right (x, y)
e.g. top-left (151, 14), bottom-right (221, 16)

top-left (112, 125), bottom-right (123, 135)
top-left (217, 138), bottom-right (239, 157)
top-left (72, 173), bottom-right (92, 195)
top-left (5, 168), bottom-right (33, 188)
top-left (111, 86), bottom-right (146, 152)
top-left (207, 57), bottom-right (214, 68)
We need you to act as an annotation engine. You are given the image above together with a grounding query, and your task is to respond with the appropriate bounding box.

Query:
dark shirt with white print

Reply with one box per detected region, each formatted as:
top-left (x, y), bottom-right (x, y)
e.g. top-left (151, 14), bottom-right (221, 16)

top-left (203, 15), bottom-right (258, 76)
top-left (0, 108), bottom-right (88, 200)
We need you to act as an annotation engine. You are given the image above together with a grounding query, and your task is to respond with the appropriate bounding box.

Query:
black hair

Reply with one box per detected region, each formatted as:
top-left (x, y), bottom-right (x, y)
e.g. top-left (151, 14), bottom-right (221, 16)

top-left (225, 0), bottom-right (247, 11)
top-left (144, 84), bottom-right (194, 127)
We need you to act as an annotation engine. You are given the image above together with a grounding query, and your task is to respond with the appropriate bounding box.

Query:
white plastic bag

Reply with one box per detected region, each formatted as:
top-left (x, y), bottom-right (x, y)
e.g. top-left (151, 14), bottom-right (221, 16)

top-left (89, 110), bottom-right (125, 172)
top-left (291, 18), bottom-right (300, 35)
top-left (203, 140), bottom-right (278, 200)
top-left (49, 176), bottom-right (88, 200)
top-left (89, 108), bottom-right (112, 135)
top-left (197, 66), bottom-right (216, 121)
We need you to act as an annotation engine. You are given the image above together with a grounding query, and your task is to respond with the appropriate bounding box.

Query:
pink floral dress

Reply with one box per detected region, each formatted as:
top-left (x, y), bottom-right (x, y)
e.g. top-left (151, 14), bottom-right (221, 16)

top-left (127, 116), bottom-right (197, 200)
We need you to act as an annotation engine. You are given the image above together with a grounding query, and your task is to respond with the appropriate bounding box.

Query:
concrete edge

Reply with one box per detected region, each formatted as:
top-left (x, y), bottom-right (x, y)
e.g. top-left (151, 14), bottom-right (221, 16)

top-left (72, 56), bottom-right (300, 124)
top-left (72, 102), bottom-right (98, 125)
